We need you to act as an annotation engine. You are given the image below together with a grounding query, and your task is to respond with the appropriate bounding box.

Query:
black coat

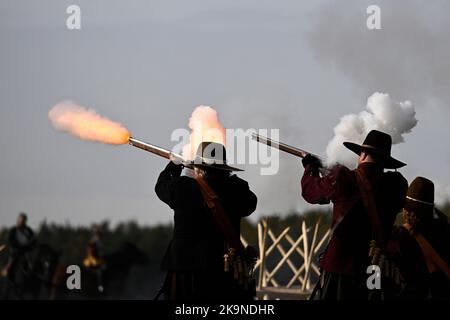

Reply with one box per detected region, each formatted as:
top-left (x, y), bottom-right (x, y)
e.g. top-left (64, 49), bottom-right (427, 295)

top-left (395, 221), bottom-right (450, 299)
top-left (302, 162), bottom-right (408, 276)
top-left (7, 226), bottom-right (36, 257)
top-left (155, 162), bottom-right (257, 272)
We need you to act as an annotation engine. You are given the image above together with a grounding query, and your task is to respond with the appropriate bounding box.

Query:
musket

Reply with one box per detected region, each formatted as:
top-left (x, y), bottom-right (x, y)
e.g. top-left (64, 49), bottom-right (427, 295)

top-left (128, 137), bottom-right (194, 168)
top-left (251, 132), bottom-right (319, 159)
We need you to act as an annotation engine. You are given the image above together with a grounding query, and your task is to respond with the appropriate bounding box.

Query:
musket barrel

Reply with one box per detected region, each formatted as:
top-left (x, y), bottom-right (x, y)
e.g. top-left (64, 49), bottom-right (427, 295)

top-left (251, 132), bottom-right (318, 159)
top-left (128, 137), bottom-right (172, 159)
top-left (128, 137), bottom-right (190, 166)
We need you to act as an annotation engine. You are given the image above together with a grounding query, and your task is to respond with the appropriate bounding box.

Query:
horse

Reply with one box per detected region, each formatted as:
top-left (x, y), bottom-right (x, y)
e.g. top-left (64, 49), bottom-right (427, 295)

top-left (1, 243), bottom-right (61, 300)
top-left (23, 242), bottom-right (148, 299)
top-left (80, 242), bottom-right (148, 299)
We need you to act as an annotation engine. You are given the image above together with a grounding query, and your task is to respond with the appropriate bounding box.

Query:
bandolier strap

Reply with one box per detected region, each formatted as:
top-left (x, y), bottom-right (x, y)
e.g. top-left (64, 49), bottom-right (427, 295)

top-left (403, 223), bottom-right (450, 277)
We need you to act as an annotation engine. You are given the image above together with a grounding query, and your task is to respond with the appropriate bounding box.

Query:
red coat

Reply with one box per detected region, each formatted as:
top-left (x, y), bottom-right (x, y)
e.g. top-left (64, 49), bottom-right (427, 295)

top-left (301, 162), bottom-right (407, 276)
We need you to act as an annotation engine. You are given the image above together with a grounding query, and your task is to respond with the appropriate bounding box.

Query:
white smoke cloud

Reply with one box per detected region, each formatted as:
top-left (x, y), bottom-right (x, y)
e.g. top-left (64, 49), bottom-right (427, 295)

top-left (308, 0), bottom-right (450, 202)
top-left (307, 0), bottom-right (450, 108)
top-left (435, 183), bottom-right (450, 205)
top-left (181, 105), bottom-right (226, 160)
top-left (325, 92), bottom-right (417, 167)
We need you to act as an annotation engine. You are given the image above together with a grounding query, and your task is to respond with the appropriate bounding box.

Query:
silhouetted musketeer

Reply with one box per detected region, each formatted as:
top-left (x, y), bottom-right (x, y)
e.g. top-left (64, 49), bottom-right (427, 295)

top-left (302, 130), bottom-right (408, 300)
top-left (155, 142), bottom-right (257, 301)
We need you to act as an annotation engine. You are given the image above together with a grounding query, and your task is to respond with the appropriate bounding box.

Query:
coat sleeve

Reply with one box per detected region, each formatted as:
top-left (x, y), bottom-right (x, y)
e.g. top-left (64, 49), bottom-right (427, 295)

top-left (7, 228), bottom-right (18, 254)
top-left (229, 175), bottom-right (257, 217)
top-left (301, 164), bottom-right (340, 204)
top-left (238, 182), bottom-right (258, 217)
top-left (383, 171), bottom-right (408, 213)
top-left (7, 228), bottom-right (26, 256)
top-left (154, 161), bottom-right (183, 209)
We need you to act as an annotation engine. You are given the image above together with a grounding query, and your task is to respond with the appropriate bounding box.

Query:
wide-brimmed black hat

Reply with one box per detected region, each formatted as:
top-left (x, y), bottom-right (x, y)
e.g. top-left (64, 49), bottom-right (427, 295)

top-left (404, 176), bottom-right (435, 220)
top-left (192, 141), bottom-right (242, 172)
top-left (406, 176), bottom-right (434, 207)
top-left (343, 130), bottom-right (406, 169)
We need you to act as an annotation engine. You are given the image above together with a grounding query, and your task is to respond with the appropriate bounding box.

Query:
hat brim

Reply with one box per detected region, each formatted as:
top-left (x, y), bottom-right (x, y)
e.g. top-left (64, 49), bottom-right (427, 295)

top-left (343, 142), bottom-right (406, 169)
top-left (193, 163), bottom-right (243, 172)
top-left (404, 198), bottom-right (434, 218)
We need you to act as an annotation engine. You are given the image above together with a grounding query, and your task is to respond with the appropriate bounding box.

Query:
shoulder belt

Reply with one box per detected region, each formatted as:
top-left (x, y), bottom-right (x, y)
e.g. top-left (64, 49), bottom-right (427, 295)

top-left (195, 176), bottom-right (245, 254)
top-left (403, 223), bottom-right (450, 278)
top-left (354, 168), bottom-right (385, 247)
top-left (326, 168), bottom-right (382, 247)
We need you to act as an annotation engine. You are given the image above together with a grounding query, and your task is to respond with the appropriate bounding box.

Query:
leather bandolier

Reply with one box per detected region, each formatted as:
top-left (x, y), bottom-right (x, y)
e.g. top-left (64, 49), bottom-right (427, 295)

top-left (195, 176), bottom-right (257, 293)
top-left (402, 223), bottom-right (450, 278)
top-left (355, 168), bottom-right (404, 288)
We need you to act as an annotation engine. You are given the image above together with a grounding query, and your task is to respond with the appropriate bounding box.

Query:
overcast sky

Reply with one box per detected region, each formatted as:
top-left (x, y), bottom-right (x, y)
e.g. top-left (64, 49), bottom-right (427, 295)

top-left (1, 0), bottom-right (449, 228)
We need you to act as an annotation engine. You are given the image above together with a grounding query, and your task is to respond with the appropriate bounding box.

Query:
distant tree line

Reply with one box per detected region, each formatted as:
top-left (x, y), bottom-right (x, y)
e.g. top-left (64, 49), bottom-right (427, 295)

top-left (0, 207), bottom-right (346, 266)
top-left (0, 203), bottom-right (448, 298)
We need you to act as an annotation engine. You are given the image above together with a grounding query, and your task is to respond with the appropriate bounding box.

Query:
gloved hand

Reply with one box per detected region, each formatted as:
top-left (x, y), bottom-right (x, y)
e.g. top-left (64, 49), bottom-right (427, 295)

top-left (302, 154), bottom-right (322, 169)
top-left (166, 161), bottom-right (183, 177)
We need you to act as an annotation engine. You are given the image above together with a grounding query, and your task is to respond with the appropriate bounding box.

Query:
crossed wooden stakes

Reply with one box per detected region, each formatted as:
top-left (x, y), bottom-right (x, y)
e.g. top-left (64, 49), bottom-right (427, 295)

top-left (241, 218), bottom-right (330, 299)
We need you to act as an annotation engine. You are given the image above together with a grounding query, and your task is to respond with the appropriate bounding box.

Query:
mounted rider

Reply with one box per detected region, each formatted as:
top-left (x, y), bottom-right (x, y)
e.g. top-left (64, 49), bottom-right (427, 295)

top-left (3, 213), bottom-right (37, 279)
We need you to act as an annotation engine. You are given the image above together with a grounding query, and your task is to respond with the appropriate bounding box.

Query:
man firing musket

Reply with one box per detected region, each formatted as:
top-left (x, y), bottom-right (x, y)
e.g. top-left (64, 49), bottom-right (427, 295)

top-left (300, 130), bottom-right (408, 300)
top-left (153, 141), bottom-right (258, 301)
top-left (254, 130), bottom-right (409, 300)
top-left (47, 104), bottom-right (260, 301)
